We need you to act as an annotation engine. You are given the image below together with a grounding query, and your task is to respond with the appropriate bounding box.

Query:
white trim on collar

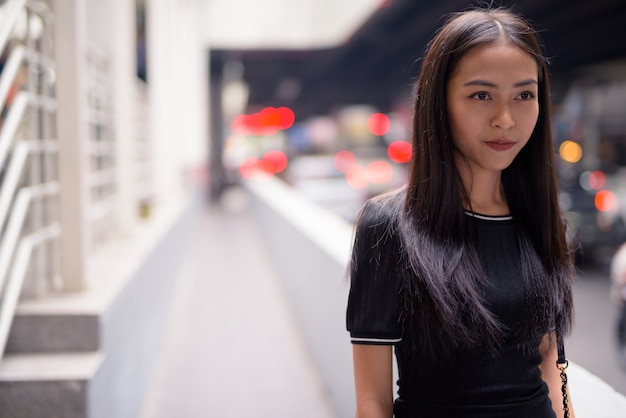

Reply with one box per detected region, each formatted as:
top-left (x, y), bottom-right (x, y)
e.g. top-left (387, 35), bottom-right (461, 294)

top-left (464, 211), bottom-right (513, 221)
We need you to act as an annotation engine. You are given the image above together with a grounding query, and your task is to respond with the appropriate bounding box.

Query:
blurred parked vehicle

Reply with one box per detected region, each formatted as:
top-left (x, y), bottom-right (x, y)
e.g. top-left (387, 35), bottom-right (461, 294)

top-left (610, 242), bottom-right (626, 369)
top-left (284, 154), bottom-right (365, 223)
top-left (284, 150), bottom-right (408, 223)
top-left (560, 170), bottom-right (626, 267)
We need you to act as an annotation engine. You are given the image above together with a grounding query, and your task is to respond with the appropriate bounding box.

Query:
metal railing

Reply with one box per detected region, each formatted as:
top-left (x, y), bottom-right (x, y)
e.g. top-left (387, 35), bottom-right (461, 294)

top-left (0, 0), bottom-right (59, 360)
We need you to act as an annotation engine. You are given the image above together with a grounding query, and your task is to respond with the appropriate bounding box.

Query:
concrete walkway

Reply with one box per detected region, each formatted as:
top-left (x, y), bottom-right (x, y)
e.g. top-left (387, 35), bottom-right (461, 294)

top-left (138, 197), bottom-right (338, 418)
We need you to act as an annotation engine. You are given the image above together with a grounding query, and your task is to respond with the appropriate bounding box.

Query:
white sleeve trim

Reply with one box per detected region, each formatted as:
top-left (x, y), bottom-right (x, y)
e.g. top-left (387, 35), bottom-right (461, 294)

top-left (351, 336), bottom-right (402, 344)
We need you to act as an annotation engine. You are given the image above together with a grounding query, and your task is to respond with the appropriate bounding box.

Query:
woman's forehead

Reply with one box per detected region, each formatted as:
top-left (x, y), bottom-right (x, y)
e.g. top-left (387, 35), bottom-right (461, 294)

top-left (449, 42), bottom-right (539, 84)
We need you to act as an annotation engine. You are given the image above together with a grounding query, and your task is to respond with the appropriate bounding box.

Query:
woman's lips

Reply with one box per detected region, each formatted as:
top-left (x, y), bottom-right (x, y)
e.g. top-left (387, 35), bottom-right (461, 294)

top-left (485, 140), bottom-right (515, 151)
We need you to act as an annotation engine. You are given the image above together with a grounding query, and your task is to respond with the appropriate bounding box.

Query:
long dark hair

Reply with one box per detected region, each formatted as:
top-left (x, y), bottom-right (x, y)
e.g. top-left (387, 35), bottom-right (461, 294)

top-left (400, 8), bottom-right (574, 352)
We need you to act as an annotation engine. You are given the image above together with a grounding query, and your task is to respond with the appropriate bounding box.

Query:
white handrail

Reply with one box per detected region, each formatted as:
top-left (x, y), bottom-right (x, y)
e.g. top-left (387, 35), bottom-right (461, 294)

top-left (0, 0), bottom-right (27, 55)
top-left (0, 222), bottom-right (60, 359)
top-left (0, 139), bottom-right (58, 231)
top-left (0, 137), bottom-right (28, 230)
top-left (0, 0), bottom-right (60, 363)
top-left (0, 181), bottom-right (60, 298)
top-left (0, 91), bottom-right (29, 167)
top-left (0, 88), bottom-right (57, 171)
top-left (0, 45), bottom-right (26, 109)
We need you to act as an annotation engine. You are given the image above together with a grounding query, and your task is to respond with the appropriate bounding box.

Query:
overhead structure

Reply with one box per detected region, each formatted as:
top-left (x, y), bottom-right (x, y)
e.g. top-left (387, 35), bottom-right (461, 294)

top-left (211, 0), bottom-right (626, 121)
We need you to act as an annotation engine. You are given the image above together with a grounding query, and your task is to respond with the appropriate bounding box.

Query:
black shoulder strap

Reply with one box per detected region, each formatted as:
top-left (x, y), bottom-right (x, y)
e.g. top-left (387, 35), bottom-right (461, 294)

top-left (557, 332), bottom-right (566, 365)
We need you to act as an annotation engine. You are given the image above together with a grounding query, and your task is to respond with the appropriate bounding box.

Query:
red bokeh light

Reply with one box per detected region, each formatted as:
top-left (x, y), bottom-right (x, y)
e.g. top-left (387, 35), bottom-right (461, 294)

top-left (239, 157), bottom-right (274, 180)
top-left (231, 106), bottom-right (295, 136)
top-left (595, 190), bottom-right (617, 212)
top-left (259, 107), bottom-right (280, 127)
top-left (346, 165), bottom-right (368, 189)
top-left (277, 107), bottom-right (295, 130)
top-left (589, 170), bottom-right (606, 190)
top-left (367, 113), bottom-right (391, 136)
top-left (240, 158), bottom-right (259, 179)
top-left (367, 160), bottom-right (393, 184)
top-left (231, 115), bottom-right (248, 135)
top-left (334, 150), bottom-right (357, 173)
top-left (248, 113), bottom-right (263, 135)
top-left (387, 140), bottom-right (412, 163)
top-left (262, 150), bottom-right (288, 173)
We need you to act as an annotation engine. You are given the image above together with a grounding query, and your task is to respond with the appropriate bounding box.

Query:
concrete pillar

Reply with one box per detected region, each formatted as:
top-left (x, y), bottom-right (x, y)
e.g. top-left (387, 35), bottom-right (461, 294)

top-left (54, 0), bottom-right (89, 291)
top-left (146, 0), bottom-right (175, 204)
top-left (146, 0), bottom-right (209, 204)
top-left (111, 0), bottom-right (137, 233)
top-left (175, 0), bottom-right (209, 190)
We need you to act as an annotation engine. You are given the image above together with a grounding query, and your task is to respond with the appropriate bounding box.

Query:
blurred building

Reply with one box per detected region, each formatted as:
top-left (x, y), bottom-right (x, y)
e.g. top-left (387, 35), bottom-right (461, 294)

top-left (0, 0), bottom-right (206, 416)
top-left (0, 0), bottom-right (386, 416)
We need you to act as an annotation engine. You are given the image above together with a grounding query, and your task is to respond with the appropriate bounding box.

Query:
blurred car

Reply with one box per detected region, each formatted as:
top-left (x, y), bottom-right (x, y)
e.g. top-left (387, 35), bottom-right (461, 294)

top-left (284, 154), bottom-right (365, 223)
top-left (560, 170), bottom-right (626, 267)
top-left (284, 151), bottom-right (407, 223)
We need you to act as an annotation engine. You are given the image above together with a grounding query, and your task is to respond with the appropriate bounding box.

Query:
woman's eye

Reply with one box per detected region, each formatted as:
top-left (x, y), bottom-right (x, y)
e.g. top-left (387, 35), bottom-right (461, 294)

top-left (517, 91), bottom-right (536, 101)
top-left (471, 92), bottom-right (490, 100)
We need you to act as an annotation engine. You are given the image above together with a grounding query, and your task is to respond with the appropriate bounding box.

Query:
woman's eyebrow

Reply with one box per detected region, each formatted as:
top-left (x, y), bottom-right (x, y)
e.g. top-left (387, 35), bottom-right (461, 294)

top-left (463, 79), bottom-right (538, 88)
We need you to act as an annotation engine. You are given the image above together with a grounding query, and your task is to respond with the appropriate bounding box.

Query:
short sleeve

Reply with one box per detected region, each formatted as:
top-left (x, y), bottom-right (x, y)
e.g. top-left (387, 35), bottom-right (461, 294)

top-left (346, 197), bottom-right (404, 345)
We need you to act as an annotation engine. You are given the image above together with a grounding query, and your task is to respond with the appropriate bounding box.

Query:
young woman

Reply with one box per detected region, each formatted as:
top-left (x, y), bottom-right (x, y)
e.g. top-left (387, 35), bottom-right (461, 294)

top-left (346, 8), bottom-right (575, 418)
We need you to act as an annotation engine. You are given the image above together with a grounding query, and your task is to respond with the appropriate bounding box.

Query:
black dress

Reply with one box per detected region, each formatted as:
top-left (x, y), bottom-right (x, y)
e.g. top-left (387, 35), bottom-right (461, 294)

top-left (346, 196), bottom-right (556, 418)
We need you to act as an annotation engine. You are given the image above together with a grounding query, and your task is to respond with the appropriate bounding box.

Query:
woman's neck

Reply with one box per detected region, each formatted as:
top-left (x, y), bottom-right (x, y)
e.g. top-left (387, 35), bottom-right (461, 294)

top-left (459, 167), bottom-right (509, 216)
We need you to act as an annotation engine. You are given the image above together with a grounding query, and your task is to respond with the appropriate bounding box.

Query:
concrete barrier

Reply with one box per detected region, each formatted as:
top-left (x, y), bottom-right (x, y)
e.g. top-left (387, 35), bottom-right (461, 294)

top-left (245, 177), bottom-right (354, 418)
top-left (244, 176), bottom-right (626, 418)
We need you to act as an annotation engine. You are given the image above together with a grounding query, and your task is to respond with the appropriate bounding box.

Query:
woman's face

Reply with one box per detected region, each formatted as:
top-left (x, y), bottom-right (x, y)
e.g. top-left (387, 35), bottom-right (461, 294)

top-left (446, 41), bottom-right (539, 178)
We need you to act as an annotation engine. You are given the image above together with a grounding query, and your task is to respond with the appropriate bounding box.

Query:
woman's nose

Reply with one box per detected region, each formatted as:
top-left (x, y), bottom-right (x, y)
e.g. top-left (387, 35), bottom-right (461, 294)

top-left (491, 104), bottom-right (515, 130)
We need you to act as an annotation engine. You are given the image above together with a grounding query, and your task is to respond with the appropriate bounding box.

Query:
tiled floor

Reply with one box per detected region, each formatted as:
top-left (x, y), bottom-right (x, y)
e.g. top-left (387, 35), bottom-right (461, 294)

top-left (138, 200), bottom-right (338, 418)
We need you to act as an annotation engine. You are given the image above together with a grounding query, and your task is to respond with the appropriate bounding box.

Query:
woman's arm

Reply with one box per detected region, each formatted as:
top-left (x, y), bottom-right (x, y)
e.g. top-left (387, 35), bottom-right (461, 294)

top-left (353, 344), bottom-right (394, 418)
top-left (539, 333), bottom-right (575, 418)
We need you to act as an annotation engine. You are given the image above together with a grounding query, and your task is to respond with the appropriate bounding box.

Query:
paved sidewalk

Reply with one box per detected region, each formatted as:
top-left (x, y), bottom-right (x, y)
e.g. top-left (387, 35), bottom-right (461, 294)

top-left (139, 198), bottom-right (338, 418)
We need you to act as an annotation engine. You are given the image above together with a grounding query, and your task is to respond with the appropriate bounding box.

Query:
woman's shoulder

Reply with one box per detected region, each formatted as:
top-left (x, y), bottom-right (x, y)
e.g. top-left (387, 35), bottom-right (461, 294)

top-left (351, 188), bottom-right (406, 269)
top-left (357, 186), bottom-right (405, 227)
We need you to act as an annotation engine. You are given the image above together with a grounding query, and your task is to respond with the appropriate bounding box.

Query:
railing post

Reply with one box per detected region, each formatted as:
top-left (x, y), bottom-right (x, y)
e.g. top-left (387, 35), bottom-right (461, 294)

top-left (54, 0), bottom-right (89, 291)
